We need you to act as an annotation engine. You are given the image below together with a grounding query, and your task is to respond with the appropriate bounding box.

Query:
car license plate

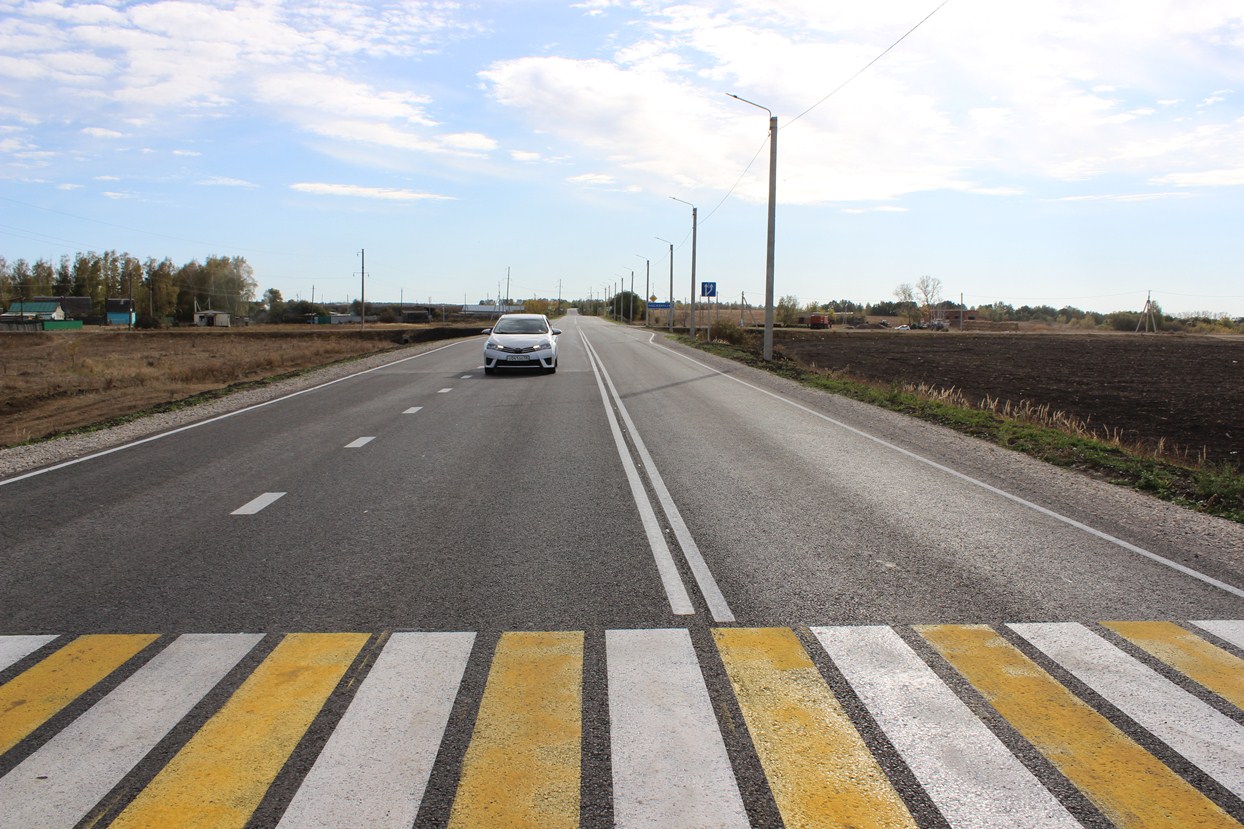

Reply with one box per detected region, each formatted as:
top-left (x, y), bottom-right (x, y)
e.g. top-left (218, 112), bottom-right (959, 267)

top-left (506, 354), bottom-right (530, 361)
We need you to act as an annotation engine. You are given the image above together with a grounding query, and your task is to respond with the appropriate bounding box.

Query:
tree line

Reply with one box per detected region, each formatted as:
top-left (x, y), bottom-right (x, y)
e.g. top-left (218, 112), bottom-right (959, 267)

top-left (0, 251), bottom-right (256, 323)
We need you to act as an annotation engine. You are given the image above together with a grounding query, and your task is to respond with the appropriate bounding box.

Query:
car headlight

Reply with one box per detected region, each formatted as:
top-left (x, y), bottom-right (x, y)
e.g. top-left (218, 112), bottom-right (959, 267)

top-left (533, 341), bottom-right (552, 351)
top-left (485, 340), bottom-right (502, 351)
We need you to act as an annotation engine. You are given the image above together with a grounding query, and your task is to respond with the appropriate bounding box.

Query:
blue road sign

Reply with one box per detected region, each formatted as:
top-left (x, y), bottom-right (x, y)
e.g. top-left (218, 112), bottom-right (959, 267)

top-left (701, 281), bottom-right (717, 298)
top-left (647, 302), bottom-right (671, 309)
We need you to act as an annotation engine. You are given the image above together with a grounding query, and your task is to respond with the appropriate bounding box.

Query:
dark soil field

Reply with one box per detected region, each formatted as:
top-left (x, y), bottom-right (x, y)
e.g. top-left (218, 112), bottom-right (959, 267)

top-left (775, 330), bottom-right (1243, 465)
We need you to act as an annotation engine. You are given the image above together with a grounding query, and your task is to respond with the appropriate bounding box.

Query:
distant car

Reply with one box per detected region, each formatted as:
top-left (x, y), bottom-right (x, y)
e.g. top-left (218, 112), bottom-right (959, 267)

top-left (895, 324), bottom-right (911, 330)
top-left (482, 313), bottom-right (561, 374)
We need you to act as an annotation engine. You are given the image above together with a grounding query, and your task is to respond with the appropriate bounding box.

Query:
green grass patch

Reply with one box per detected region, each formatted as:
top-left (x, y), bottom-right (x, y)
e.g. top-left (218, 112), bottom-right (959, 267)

top-left (684, 336), bottom-right (1244, 523)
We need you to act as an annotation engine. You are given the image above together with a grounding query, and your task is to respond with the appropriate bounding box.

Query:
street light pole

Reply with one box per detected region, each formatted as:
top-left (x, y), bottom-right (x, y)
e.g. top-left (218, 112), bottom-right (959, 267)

top-left (670, 198), bottom-right (697, 339)
top-left (655, 237), bottom-right (674, 332)
top-left (636, 254), bottom-right (649, 327)
top-left (727, 93), bottom-right (777, 360)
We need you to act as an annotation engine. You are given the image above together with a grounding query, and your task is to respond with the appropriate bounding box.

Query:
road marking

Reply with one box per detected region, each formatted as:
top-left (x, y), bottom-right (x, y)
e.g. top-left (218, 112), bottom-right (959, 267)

top-left (0, 635), bottom-right (56, 673)
top-left (579, 332), bottom-right (693, 615)
top-left (438, 387), bottom-right (453, 393)
top-left (716, 627), bottom-right (916, 829)
top-left (1191, 619), bottom-right (1244, 651)
top-left (650, 339), bottom-right (1244, 600)
top-left (581, 330), bottom-right (732, 621)
top-left (449, 632), bottom-right (582, 829)
top-left (278, 632), bottom-right (475, 829)
top-left (1104, 621), bottom-right (1244, 710)
top-left (403, 406), bottom-right (423, 414)
top-left (1012, 622), bottom-right (1244, 799)
top-left (919, 624), bottom-right (1240, 829)
top-left (607, 628), bottom-right (749, 829)
top-left (460, 374), bottom-right (472, 379)
top-left (0, 634), bottom-right (262, 829)
top-left (812, 625), bottom-right (1078, 829)
top-left (0, 341), bottom-right (466, 488)
top-left (109, 632), bottom-right (368, 829)
top-left (344, 436), bottom-right (375, 448)
top-left (231, 492), bottom-right (286, 515)
top-left (0, 634), bottom-right (158, 757)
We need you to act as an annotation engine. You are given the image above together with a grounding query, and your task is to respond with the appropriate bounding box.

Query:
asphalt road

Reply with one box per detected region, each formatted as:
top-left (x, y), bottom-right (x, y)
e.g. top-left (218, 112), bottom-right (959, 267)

top-left (2, 310), bottom-right (1243, 828)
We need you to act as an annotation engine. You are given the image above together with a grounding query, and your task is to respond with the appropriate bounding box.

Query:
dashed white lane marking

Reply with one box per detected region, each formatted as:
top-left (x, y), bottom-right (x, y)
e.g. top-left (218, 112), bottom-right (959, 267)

top-left (344, 437), bottom-right (376, 448)
top-left (460, 375), bottom-right (472, 379)
top-left (0, 634), bottom-right (263, 829)
top-left (1011, 622), bottom-right (1244, 798)
top-left (0, 636), bottom-right (57, 673)
top-left (231, 492), bottom-right (286, 515)
top-left (813, 625), bottom-right (1080, 829)
top-left (277, 632), bottom-right (475, 829)
top-left (1191, 620), bottom-right (1244, 650)
top-left (438, 388), bottom-right (453, 393)
top-left (607, 629), bottom-right (749, 829)
top-left (403, 407), bottom-right (423, 414)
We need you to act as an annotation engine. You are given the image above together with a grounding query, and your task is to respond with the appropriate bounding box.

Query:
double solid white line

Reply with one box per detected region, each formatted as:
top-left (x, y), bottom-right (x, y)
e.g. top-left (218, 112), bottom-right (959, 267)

top-left (579, 329), bottom-right (734, 622)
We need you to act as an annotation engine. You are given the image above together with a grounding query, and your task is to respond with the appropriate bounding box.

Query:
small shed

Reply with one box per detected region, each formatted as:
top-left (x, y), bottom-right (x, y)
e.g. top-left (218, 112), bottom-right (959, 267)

top-left (194, 310), bottom-right (232, 327)
top-left (106, 298), bottom-right (136, 326)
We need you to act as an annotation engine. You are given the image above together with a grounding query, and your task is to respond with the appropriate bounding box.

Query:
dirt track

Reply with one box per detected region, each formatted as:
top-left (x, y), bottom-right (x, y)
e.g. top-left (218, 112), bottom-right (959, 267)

top-left (775, 330), bottom-right (1243, 464)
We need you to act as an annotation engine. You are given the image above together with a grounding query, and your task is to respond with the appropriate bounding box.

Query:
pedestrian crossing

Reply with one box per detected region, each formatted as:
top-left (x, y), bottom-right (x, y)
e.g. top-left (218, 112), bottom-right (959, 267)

top-left (1, 622), bottom-right (1241, 828)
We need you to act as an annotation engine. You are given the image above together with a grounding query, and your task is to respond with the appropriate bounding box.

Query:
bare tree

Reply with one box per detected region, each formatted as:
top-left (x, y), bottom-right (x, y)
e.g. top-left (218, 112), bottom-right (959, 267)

top-left (915, 275), bottom-right (943, 323)
top-left (893, 282), bottom-right (918, 323)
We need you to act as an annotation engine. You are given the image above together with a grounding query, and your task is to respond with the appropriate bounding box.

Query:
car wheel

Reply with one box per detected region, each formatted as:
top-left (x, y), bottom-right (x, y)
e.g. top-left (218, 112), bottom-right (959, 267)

top-left (484, 366), bottom-right (495, 375)
top-left (546, 362), bottom-right (557, 374)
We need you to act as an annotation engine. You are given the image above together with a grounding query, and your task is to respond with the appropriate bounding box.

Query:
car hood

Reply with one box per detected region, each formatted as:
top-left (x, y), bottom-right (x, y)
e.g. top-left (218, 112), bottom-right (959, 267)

top-left (489, 333), bottom-right (552, 347)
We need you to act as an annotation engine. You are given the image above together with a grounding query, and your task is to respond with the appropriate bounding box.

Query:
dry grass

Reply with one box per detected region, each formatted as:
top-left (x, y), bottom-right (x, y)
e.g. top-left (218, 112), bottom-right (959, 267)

top-left (0, 326), bottom-right (433, 447)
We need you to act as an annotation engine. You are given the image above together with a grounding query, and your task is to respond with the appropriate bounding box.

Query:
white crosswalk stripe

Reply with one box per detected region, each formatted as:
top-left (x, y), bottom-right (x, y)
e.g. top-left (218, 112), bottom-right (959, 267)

top-left (277, 632), bottom-right (475, 829)
top-left (1011, 622), bottom-right (1244, 799)
top-left (1, 622), bottom-right (1241, 828)
top-left (812, 625), bottom-right (1081, 829)
top-left (0, 633), bottom-right (262, 829)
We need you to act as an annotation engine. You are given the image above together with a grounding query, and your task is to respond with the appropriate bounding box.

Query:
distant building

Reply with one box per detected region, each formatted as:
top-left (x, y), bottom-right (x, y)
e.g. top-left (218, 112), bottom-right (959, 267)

top-left (32, 296), bottom-right (93, 319)
top-left (1, 300), bottom-right (65, 322)
top-left (194, 310), bottom-right (231, 327)
top-left (105, 298), bottom-right (136, 326)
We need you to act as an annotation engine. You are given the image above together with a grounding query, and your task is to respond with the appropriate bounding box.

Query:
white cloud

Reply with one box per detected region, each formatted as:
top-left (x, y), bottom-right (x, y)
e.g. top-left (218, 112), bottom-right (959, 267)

top-left (1154, 168), bottom-right (1244, 187)
top-left (56, 182), bottom-right (83, 190)
top-left (81, 127), bottom-right (123, 139)
top-left (568, 173), bottom-right (616, 186)
top-left (511, 150), bottom-right (542, 162)
top-left (173, 149), bottom-right (201, 156)
top-left (289, 182), bottom-right (456, 201)
top-left (1046, 192), bottom-right (1193, 203)
top-left (197, 176), bottom-right (258, 188)
top-left (93, 174), bottom-right (119, 181)
top-left (101, 190), bottom-right (134, 199)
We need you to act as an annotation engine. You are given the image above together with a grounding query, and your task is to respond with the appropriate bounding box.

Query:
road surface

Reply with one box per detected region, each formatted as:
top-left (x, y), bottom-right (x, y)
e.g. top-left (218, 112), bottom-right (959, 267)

top-left (2, 311), bottom-right (1242, 827)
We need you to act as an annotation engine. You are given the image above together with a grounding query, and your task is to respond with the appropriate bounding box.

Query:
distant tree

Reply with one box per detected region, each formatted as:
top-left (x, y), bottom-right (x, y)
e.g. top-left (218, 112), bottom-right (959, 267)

top-left (776, 294), bottom-right (800, 326)
top-left (893, 283), bottom-right (920, 323)
top-left (31, 258), bottom-right (55, 295)
top-left (914, 275), bottom-right (942, 322)
top-left (524, 298), bottom-right (552, 316)
top-left (54, 255), bottom-right (72, 295)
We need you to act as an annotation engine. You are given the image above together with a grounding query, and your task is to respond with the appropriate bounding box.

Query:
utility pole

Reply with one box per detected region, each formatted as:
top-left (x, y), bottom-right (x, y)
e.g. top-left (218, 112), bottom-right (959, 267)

top-left (671, 199), bottom-right (697, 338)
top-left (359, 248), bottom-right (365, 329)
top-left (629, 269), bottom-right (634, 323)
top-left (505, 267), bottom-right (511, 312)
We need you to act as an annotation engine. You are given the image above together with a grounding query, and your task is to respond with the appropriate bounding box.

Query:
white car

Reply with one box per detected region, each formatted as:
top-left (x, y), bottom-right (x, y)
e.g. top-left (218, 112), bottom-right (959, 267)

top-left (482, 314), bottom-right (561, 374)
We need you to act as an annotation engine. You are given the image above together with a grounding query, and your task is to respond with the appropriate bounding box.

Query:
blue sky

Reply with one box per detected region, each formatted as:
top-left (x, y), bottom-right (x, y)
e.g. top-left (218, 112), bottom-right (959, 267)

top-left (2, 0), bottom-right (1242, 316)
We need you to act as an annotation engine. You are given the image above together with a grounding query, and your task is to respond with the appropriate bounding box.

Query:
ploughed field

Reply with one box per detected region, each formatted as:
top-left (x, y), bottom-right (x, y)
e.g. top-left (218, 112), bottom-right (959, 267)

top-left (775, 330), bottom-right (1243, 465)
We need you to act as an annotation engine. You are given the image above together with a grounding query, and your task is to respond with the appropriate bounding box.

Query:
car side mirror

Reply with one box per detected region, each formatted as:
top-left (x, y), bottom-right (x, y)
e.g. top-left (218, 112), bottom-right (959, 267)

top-left (552, 328), bottom-right (562, 335)
top-left (481, 328), bottom-right (492, 334)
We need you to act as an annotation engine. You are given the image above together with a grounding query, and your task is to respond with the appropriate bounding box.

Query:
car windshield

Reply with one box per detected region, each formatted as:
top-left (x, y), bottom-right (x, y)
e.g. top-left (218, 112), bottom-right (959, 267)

top-left (493, 318), bottom-right (548, 334)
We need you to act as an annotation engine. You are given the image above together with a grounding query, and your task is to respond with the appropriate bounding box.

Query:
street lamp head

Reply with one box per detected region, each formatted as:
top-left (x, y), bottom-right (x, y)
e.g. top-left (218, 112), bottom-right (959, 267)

top-left (726, 92), bottom-right (772, 117)
top-left (669, 196), bottom-right (696, 209)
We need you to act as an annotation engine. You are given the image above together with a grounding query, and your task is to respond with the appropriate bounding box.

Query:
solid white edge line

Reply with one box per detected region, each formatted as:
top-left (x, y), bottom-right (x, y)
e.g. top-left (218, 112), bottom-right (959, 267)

top-left (580, 330), bottom-right (693, 615)
top-left (0, 340), bottom-right (466, 488)
top-left (344, 437), bottom-right (376, 448)
top-left (231, 492), bottom-right (286, 515)
top-left (1189, 620), bottom-right (1244, 650)
top-left (582, 331), bottom-right (735, 622)
top-left (0, 635), bottom-right (58, 673)
top-left (647, 337), bottom-right (1244, 600)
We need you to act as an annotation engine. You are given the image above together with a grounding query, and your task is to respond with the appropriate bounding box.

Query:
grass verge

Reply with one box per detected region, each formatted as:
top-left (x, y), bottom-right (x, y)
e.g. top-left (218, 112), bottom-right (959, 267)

top-left (682, 335), bottom-right (1244, 524)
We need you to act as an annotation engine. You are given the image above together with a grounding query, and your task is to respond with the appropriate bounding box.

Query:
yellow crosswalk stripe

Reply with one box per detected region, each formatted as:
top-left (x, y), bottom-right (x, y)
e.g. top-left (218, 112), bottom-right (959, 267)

top-left (108, 632), bottom-right (368, 829)
top-left (1104, 621), bottom-right (1244, 710)
top-left (714, 627), bottom-right (917, 829)
top-left (919, 624), bottom-right (1239, 829)
top-left (448, 631), bottom-right (583, 829)
top-left (0, 634), bottom-right (157, 757)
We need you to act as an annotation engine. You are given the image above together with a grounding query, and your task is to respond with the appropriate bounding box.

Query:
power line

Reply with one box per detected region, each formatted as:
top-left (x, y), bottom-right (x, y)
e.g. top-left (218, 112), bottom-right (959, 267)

top-left (785, 0), bottom-right (953, 130)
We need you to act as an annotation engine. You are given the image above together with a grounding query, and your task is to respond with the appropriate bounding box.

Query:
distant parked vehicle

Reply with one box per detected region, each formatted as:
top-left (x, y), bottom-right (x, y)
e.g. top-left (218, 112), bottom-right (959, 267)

top-left (895, 324), bottom-right (911, 330)
top-left (809, 314), bottom-right (831, 329)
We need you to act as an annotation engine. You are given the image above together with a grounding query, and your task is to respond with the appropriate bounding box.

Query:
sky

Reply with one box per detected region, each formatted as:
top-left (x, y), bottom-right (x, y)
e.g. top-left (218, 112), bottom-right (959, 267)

top-left (1, 0), bottom-right (1242, 317)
